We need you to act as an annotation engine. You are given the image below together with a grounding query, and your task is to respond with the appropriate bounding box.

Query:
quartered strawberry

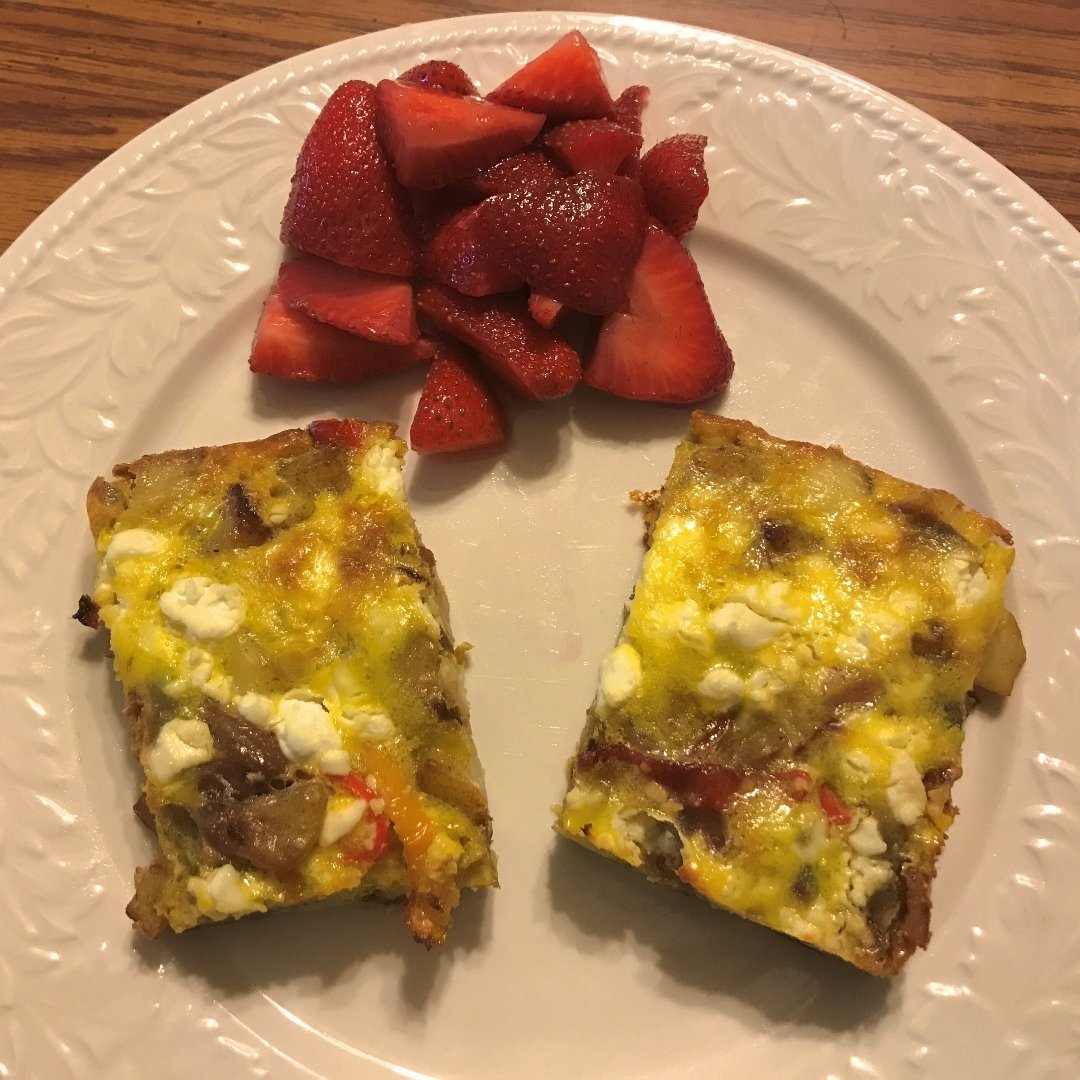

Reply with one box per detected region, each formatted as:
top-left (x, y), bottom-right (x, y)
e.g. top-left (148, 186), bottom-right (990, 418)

top-left (479, 172), bottom-right (647, 316)
top-left (527, 291), bottom-right (564, 329)
top-left (609, 84), bottom-right (650, 136)
top-left (639, 133), bottom-right (709, 240)
top-left (410, 341), bottom-right (508, 454)
top-left (398, 59), bottom-right (477, 96)
top-left (250, 286), bottom-right (433, 382)
top-left (544, 119), bottom-right (642, 175)
top-left (276, 255), bottom-right (419, 344)
top-left (425, 205), bottom-right (523, 297)
top-left (583, 223), bottom-right (733, 403)
top-left (416, 284), bottom-right (581, 400)
top-left (375, 80), bottom-right (544, 190)
top-left (468, 150), bottom-right (565, 199)
top-left (280, 80), bottom-right (418, 276)
top-left (486, 30), bottom-right (614, 119)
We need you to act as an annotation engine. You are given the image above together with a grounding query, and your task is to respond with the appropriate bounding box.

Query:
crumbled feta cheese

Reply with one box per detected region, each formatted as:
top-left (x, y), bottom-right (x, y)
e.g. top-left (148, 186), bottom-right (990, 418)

top-left (235, 691), bottom-right (275, 728)
top-left (145, 718), bottom-right (215, 783)
top-left (187, 864), bottom-right (266, 916)
top-left (424, 831), bottom-right (463, 876)
top-left (848, 814), bottom-right (887, 856)
top-left (188, 655), bottom-right (233, 705)
top-left (777, 906), bottom-right (820, 942)
top-left (105, 528), bottom-right (166, 565)
top-left (849, 855), bottom-right (893, 908)
top-left (265, 499), bottom-right (289, 526)
top-left (320, 798), bottom-right (368, 846)
top-left (696, 664), bottom-right (744, 710)
top-left (319, 749), bottom-right (351, 776)
top-left (562, 782), bottom-right (603, 811)
top-left (654, 601), bottom-right (711, 650)
top-left (159, 577), bottom-right (245, 640)
top-left (833, 631), bottom-right (871, 663)
top-left (745, 667), bottom-right (786, 705)
top-left (362, 444), bottom-right (404, 501)
top-left (275, 698), bottom-right (344, 767)
top-left (944, 555), bottom-right (990, 607)
top-left (341, 707), bottom-right (396, 741)
top-left (887, 752), bottom-right (927, 825)
top-left (597, 643), bottom-right (642, 708)
top-left (707, 602), bottom-right (786, 650)
top-left (732, 580), bottom-right (802, 624)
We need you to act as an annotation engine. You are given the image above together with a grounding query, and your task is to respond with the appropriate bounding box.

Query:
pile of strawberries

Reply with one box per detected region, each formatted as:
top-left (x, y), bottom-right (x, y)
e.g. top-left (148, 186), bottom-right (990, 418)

top-left (249, 31), bottom-right (733, 453)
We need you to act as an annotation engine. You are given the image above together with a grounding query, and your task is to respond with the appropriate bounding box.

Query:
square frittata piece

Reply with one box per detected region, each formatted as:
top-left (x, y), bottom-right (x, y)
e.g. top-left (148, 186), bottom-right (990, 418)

top-left (79, 418), bottom-right (496, 945)
top-left (557, 412), bottom-right (1024, 974)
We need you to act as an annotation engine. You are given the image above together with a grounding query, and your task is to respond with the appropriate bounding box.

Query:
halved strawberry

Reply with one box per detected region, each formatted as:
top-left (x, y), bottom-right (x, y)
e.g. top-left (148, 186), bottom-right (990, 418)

top-left (527, 291), bottom-right (564, 329)
top-left (250, 286), bottom-right (433, 382)
top-left (479, 172), bottom-right (647, 315)
top-left (544, 119), bottom-right (642, 175)
top-left (583, 223), bottom-right (733, 403)
top-left (410, 341), bottom-right (508, 454)
top-left (425, 205), bottom-right (523, 297)
top-left (639, 134), bottom-right (709, 239)
top-left (280, 80), bottom-right (418, 276)
top-left (398, 60), bottom-right (477, 96)
top-left (375, 80), bottom-right (544, 190)
top-left (416, 284), bottom-right (581, 400)
top-left (609, 85), bottom-right (650, 136)
top-left (468, 150), bottom-right (565, 199)
top-left (277, 256), bottom-right (419, 344)
top-left (486, 30), bottom-right (614, 119)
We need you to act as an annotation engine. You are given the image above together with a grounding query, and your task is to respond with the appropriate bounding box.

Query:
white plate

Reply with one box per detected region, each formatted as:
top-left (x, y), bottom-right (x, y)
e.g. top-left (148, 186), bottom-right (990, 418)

top-left (2, 12), bottom-right (1078, 1079)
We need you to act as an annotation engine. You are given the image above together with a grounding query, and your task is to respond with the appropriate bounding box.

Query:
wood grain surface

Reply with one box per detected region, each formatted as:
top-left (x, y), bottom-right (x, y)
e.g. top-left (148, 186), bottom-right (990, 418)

top-left (1, 0), bottom-right (1077, 253)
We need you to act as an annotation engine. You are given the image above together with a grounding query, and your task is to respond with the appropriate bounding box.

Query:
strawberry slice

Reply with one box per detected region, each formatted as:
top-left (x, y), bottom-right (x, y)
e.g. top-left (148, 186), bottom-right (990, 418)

top-left (469, 150), bottom-right (565, 199)
top-left (308, 418), bottom-right (370, 448)
top-left (280, 81), bottom-right (418, 276)
top-left (250, 286), bottom-right (433, 382)
top-left (374, 80), bottom-right (544, 190)
top-left (527, 291), bottom-right (564, 329)
top-left (544, 119), bottom-right (642, 175)
top-left (276, 256), bottom-right (419, 344)
top-left (479, 172), bottom-right (647, 316)
top-left (425, 205), bottom-right (523, 297)
top-left (410, 341), bottom-right (508, 454)
top-left (416, 284), bottom-right (581, 401)
top-left (609, 85), bottom-right (650, 137)
top-left (583, 223), bottom-right (733, 403)
top-left (639, 134), bottom-right (709, 240)
top-left (398, 60), bottom-right (477, 96)
top-left (486, 30), bottom-right (614, 119)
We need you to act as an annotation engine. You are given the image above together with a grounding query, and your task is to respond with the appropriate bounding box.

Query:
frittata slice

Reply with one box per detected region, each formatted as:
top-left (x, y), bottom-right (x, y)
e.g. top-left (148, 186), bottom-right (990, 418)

top-left (78, 418), bottom-right (496, 945)
top-left (557, 412), bottom-right (1024, 975)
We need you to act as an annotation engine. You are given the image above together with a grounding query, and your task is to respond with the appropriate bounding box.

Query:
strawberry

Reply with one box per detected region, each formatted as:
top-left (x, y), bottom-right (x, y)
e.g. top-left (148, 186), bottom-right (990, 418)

top-left (469, 150), bottom-right (565, 199)
top-left (583, 223), bottom-right (733, 403)
top-left (398, 60), bottom-right (477, 96)
top-left (544, 119), bottom-right (642, 175)
top-left (527, 291), bottom-right (564, 329)
top-left (609, 85), bottom-right (650, 137)
top-left (249, 286), bottom-right (433, 382)
top-left (416, 284), bottom-right (581, 400)
top-left (639, 133), bottom-right (709, 239)
top-left (479, 172), bottom-right (647, 315)
top-left (486, 30), bottom-right (614, 119)
top-left (374, 80), bottom-right (544, 190)
top-left (410, 341), bottom-right (508, 454)
top-left (280, 81), bottom-right (418, 276)
top-left (425, 205), bottom-right (523, 297)
top-left (276, 255), bottom-right (419, 344)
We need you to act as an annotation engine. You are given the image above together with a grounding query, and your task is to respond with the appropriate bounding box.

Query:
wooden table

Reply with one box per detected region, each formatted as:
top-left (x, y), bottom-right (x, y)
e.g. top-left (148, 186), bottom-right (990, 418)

top-left (2, 0), bottom-right (1077, 251)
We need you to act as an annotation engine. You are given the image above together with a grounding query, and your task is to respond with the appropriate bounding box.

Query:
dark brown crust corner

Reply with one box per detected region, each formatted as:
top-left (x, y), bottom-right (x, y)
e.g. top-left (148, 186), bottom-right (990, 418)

top-left (875, 865), bottom-right (934, 976)
top-left (127, 863), bottom-right (170, 938)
